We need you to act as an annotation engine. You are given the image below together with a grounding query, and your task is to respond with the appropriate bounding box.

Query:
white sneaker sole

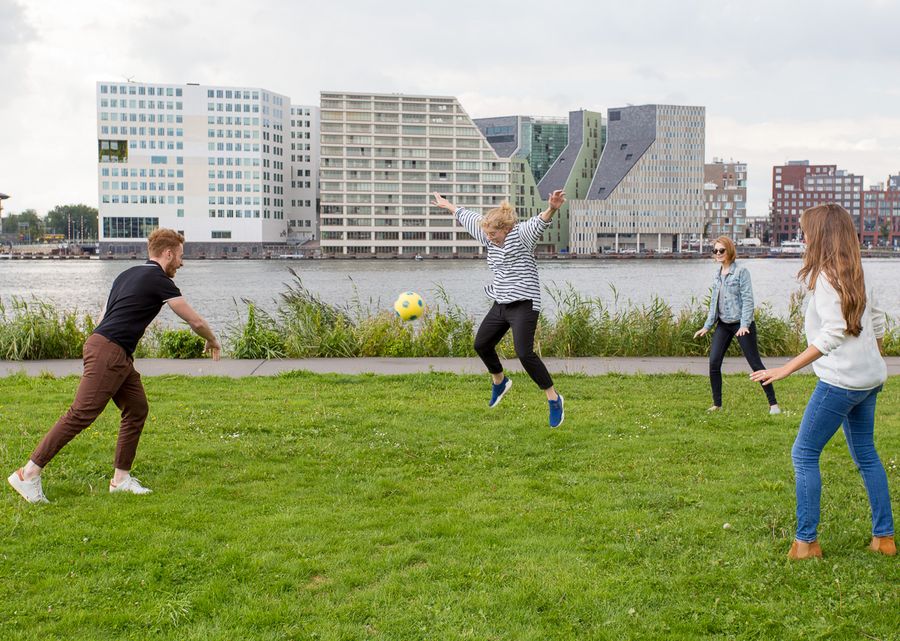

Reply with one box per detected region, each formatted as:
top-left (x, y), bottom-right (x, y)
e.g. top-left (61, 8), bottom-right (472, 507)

top-left (109, 486), bottom-right (153, 495)
top-left (7, 471), bottom-right (49, 504)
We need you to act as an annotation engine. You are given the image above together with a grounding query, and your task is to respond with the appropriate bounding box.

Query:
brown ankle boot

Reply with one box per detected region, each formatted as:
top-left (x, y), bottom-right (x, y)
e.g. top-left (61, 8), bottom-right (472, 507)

top-left (788, 539), bottom-right (823, 559)
top-left (868, 536), bottom-right (896, 556)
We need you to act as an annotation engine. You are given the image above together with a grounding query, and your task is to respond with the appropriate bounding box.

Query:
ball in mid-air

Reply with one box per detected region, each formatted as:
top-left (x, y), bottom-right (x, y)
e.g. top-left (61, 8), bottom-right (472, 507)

top-left (394, 291), bottom-right (424, 321)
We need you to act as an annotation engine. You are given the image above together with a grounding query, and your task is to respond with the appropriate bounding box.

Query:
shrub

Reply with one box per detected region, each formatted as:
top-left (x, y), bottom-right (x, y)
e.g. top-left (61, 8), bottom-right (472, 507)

top-left (157, 329), bottom-right (207, 359)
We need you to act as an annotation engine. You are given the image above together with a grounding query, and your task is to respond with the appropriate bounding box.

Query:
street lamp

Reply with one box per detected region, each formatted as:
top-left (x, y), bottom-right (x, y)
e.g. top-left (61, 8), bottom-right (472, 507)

top-left (0, 193), bottom-right (8, 246)
top-left (0, 194), bottom-right (8, 253)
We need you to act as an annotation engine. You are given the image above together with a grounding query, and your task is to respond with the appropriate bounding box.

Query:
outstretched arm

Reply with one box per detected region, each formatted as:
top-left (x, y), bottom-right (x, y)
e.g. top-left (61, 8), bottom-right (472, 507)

top-left (750, 344), bottom-right (822, 385)
top-left (431, 192), bottom-right (456, 213)
top-left (167, 297), bottom-right (222, 360)
top-left (432, 192), bottom-right (488, 246)
top-left (540, 190), bottom-right (565, 223)
top-left (520, 190), bottom-right (565, 250)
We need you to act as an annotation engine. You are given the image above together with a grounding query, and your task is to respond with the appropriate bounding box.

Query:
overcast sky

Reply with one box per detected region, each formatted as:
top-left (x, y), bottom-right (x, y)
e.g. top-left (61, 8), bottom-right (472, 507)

top-left (2, 0), bottom-right (899, 219)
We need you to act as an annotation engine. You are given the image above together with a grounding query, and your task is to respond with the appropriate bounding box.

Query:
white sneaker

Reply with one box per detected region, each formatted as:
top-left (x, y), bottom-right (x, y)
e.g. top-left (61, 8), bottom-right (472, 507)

top-left (8, 469), bottom-right (49, 504)
top-left (769, 404), bottom-right (782, 415)
top-left (707, 405), bottom-right (721, 412)
top-left (109, 475), bottom-right (152, 495)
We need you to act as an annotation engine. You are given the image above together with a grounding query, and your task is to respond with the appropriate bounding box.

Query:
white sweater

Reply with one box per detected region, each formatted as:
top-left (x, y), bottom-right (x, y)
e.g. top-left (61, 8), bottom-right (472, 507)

top-left (805, 274), bottom-right (887, 390)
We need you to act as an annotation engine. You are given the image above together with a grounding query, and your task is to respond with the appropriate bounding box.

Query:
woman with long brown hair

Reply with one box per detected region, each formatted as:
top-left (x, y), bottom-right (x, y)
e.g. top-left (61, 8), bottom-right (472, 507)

top-left (752, 204), bottom-right (894, 559)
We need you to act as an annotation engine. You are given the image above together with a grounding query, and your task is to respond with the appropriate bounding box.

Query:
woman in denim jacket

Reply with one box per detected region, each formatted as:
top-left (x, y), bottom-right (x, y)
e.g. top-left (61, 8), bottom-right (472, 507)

top-left (694, 236), bottom-right (780, 414)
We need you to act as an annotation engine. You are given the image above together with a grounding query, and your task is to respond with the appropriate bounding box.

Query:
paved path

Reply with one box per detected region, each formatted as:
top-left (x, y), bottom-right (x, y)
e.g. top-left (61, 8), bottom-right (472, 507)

top-left (2, 357), bottom-right (899, 378)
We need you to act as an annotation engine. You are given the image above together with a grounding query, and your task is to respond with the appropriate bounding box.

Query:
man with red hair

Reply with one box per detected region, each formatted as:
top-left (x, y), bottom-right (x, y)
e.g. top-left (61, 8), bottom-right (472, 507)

top-left (8, 229), bottom-right (221, 503)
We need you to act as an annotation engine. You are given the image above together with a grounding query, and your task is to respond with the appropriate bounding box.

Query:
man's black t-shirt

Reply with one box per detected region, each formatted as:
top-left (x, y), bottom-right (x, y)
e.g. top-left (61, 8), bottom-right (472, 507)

top-left (93, 260), bottom-right (182, 355)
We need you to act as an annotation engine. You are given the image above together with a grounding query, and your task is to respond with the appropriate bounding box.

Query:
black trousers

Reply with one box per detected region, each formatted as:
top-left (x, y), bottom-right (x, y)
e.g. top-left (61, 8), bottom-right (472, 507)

top-left (474, 300), bottom-right (554, 390)
top-left (709, 319), bottom-right (777, 406)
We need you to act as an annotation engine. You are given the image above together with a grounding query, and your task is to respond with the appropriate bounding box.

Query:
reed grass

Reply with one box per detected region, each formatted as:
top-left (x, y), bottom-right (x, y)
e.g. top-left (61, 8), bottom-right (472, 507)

top-left (1, 276), bottom-right (897, 360)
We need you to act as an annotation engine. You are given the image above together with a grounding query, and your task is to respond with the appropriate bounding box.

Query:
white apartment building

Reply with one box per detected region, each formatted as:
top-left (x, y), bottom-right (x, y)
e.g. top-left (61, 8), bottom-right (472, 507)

top-left (570, 105), bottom-right (706, 254)
top-left (318, 92), bottom-right (511, 256)
top-left (97, 81), bottom-right (293, 256)
top-left (286, 104), bottom-right (320, 243)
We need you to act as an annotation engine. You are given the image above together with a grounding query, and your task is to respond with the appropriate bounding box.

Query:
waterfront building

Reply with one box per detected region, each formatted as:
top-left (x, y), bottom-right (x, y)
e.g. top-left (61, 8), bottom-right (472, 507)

top-left (861, 174), bottom-right (900, 248)
top-left (317, 91), bottom-right (511, 256)
top-left (569, 104), bottom-right (706, 254)
top-left (703, 158), bottom-right (747, 240)
top-left (286, 104), bottom-right (320, 244)
top-left (475, 111), bottom-right (605, 253)
top-left (97, 81), bottom-right (302, 256)
top-left (769, 160), bottom-right (863, 245)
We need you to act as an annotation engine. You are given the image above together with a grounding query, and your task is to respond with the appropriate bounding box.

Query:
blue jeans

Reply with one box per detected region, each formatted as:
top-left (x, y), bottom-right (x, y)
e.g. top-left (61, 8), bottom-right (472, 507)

top-left (792, 381), bottom-right (894, 542)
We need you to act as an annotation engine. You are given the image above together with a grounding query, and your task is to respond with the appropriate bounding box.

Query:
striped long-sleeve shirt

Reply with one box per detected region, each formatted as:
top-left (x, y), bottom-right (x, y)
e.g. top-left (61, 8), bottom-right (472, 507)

top-left (455, 207), bottom-right (550, 311)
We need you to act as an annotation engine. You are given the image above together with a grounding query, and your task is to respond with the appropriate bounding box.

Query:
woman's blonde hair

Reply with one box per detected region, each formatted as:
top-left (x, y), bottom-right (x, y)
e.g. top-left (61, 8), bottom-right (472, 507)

top-left (714, 236), bottom-right (736, 263)
top-left (481, 202), bottom-right (516, 231)
top-left (798, 203), bottom-right (866, 337)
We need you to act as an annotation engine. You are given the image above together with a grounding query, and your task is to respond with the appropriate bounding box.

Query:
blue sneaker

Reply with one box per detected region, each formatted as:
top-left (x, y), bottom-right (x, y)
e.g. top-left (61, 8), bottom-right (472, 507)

top-left (548, 394), bottom-right (564, 428)
top-left (489, 376), bottom-right (512, 408)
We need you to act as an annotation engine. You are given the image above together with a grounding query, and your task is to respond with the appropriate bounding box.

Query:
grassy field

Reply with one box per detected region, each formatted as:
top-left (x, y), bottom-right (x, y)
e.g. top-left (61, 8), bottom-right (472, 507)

top-left (0, 373), bottom-right (897, 640)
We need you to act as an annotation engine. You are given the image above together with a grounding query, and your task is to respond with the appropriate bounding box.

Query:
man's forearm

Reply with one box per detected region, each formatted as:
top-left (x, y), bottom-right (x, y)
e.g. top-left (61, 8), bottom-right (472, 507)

top-left (190, 318), bottom-right (217, 344)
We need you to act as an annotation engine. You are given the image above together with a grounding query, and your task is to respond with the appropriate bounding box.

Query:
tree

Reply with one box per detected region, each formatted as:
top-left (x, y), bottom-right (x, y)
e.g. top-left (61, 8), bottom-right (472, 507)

top-left (45, 204), bottom-right (99, 239)
top-left (878, 220), bottom-right (891, 247)
top-left (1, 209), bottom-right (43, 242)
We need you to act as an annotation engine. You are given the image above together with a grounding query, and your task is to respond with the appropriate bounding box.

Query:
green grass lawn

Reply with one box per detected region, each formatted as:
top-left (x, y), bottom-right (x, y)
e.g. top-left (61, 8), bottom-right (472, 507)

top-left (1, 373), bottom-right (897, 641)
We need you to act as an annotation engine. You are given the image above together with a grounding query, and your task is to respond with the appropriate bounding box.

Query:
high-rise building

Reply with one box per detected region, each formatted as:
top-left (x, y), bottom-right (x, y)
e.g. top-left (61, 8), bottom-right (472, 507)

top-left (474, 111), bottom-right (604, 253)
top-left (476, 116), bottom-right (569, 183)
top-left (861, 174), bottom-right (900, 248)
top-left (317, 92), bottom-right (510, 256)
top-left (569, 104), bottom-right (706, 254)
top-left (96, 81), bottom-right (297, 256)
top-left (703, 159), bottom-right (747, 240)
top-left (286, 104), bottom-right (320, 243)
top-left (770, 161), bottom-right (863, 245)
top-left (536, 110), bottom-right (606, 253)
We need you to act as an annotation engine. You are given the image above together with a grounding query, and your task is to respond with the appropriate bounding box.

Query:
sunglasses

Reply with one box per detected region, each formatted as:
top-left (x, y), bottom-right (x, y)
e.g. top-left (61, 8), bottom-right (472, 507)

top-left (712, 248), bottom-right (727, 255)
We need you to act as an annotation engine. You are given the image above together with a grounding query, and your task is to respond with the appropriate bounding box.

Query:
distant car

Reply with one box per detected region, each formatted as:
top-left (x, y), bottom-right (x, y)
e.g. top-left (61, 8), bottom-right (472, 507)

top-left (738, 237), bottom-right (762, 247)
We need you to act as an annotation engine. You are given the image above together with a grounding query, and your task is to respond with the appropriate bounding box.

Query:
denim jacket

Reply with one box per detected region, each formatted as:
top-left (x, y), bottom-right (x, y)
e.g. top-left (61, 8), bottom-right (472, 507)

top-left (703, 261), bottom-right (755, 330)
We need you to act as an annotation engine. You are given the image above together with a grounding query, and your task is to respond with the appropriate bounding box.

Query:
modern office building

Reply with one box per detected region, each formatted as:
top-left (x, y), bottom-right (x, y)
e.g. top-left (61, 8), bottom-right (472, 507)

top-left (769, 161), bottom-right (864, 245)
top-left (535, 110), bottom-right (606, 252)
top-left (97, 81), bottom-right (299, 256)
top-left (286, 104), bottom-right (320, 243)
top-left (317, 91), bottom-right (511, 256)
top-left (569, 104), bottom-right (706, 254)
top-left (703, 158), bottom-right (747, 240)
top-left (475, 111), bottom-right (605, 253)
top-left (476, 115), bottom-right (569, 183)
top-left (861, 174), bottom-right (900, 248)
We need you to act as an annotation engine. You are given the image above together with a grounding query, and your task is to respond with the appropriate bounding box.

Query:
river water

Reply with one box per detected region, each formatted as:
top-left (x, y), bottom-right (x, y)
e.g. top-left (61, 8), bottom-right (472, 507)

top-left (1, 258), bottom-right (898, 328)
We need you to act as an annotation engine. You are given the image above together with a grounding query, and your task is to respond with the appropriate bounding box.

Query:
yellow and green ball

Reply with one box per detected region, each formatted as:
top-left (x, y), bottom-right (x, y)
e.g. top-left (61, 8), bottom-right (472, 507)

top-left (394, 291), bottom-right (424, 321)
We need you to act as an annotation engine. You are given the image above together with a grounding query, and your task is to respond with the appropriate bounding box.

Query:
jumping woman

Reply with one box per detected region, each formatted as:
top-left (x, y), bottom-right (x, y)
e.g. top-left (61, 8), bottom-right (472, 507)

top-left (431, 190), bottom-right (566, 428)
